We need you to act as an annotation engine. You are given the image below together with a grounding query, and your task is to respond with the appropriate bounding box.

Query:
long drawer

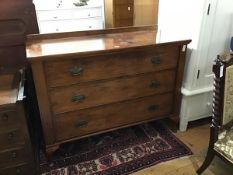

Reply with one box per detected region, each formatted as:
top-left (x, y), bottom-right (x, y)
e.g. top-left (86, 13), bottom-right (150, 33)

top-left (50, 70), bottom-right (175, 114)
top-left (39, 17), bottom-right (103, 34)
top-left (37, 10), bottom-right (73, 21)
top-left (55, 93), bottom-right (173, 141)
top-left (0, 128), bottom-right (24, 150)
top-left (0, 147), bottom-right (28, 169)
top-left (0, 163), bottom-right (30, 175)
top-left (0, 110), bottom-right (20, 130)
top-left (37, 7), bottom-right (102, 21)
top-left (45, 45), bottom-right (180, 87)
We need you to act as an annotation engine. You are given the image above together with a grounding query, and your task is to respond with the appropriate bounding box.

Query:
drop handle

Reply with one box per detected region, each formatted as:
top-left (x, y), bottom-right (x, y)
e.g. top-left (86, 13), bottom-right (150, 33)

top-left (70, 66), bottom-right (84, 76)
top-left (16, 168), bottom-right (22, 174)
top-left (11, 152), bottom-right (17, 159)
top-left (8, 132), bottom-right (14, 140)
top-left (150, 80), bottom-right (160, 88)
top-left (151, 55), bottom-right (162, 64)
top-left (1, 114), bottom-right (8, 121)
top-left (74, 120), bottom-right (88, 129)
top-left (72, 95), bottom-right (85, 103)
top-left (148, 105), bottom-right (159, 112)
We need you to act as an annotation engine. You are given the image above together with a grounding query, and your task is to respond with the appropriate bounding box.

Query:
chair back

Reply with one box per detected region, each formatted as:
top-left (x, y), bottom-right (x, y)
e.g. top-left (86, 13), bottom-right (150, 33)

top-left (214, 53), bottom-right (233, 128)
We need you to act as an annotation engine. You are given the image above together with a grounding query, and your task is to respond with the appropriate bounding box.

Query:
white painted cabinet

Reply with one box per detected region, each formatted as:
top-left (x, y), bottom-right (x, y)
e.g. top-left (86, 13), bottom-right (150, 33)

top-left (158, 0), bottom-right (233, 131)
top-left (33, 0), bottom-right (105, 34)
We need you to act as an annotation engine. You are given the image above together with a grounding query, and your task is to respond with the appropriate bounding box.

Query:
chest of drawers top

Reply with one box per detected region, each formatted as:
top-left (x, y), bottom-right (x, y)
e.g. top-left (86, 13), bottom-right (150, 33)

top-left (26, 26), bottom-right (191, 61)
top-left (0, 73), bottom-right (21, 107)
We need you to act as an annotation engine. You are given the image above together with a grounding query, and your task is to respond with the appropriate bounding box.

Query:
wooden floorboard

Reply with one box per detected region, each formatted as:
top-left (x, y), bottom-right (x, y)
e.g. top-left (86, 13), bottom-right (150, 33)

top-left (132, 122), bottom-right (233, 175)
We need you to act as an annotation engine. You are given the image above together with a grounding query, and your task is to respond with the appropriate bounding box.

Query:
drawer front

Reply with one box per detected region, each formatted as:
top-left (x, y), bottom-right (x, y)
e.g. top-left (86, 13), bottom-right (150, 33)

top-left (37, 7), bottom-right (102, 21)
top-left (0, 163), bottom-right (30, 175)
top-left (0, 129), bottom-right (24, 150)
top-left (37, 10), bottom-right (73, 21)
top-left (46, 45), bottom-right (179, 87)
top-left (50, 70), bottom-right (175, 114)
top-left (39, 18), bottom-right (103, 33)
top-left (72, 7), bottom-right (102, 19)
top-left (39, 21), bottom-right (60, 33)
top-left (0, 148), bottom-right (28, 168)
top-left (72, 18), bottom-right (103, 31)
top-left (0, 110), bottom-right (19, 129)
top-left (55, 93), bottom-right (173, 141)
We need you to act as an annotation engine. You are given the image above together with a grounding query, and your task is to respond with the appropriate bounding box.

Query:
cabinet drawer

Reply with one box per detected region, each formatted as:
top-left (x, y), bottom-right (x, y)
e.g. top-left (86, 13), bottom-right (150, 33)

top-left (0, 147), bottom-right (28, 168)
top-left (72, 18), bottom-right (103, 31)
top-left (0, 129), bottom-right (24, 150)
top-left (55, 93), bottom-right (173, 141)
top-left (39, 18), bottom-right (103, 33)
top-left (0, 110), bottom-right (19, 129)
top-left (0, 163), bottom-right (30, 175)
top-left (37, 10), bottom-right (73, 21)
top-left (72, 7), bottom-right (102, 19)
top-left (45, 45), bottom-right (179, 87)
top-left (50, 70), bottom-right (175, 114)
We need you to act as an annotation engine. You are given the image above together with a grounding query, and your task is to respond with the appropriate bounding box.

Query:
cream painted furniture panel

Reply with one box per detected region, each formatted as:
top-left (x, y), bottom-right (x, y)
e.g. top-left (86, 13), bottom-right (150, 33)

top-left (34, 0), bottom-right (105, 34)
top-left (39, 17), bottom-right (103, 33)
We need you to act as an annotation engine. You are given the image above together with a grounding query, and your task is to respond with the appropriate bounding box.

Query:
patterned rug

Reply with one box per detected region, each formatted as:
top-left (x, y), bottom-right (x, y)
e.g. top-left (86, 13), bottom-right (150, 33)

top-left (40, 121), bottom-right (192, 175)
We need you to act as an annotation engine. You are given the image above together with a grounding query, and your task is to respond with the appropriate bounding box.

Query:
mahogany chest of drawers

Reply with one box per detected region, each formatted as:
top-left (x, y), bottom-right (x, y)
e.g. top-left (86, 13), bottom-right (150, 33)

top-left (0, 71), bottom-right (34, 175)
top-left (26, 26), bottom-right (191, 155)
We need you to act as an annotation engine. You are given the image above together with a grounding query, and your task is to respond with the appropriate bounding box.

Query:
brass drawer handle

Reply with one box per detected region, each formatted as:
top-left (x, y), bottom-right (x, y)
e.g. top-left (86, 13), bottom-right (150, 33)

top-left (8, 132), bottom-right (14, 140)
top-left (150, 81), bottom-right (160, 88)
top-left (151, 55), bottom-right (162, 64)
top-left (72, 95), bottom-right (85, 103)
top-left (11, 152), bottom-right (17, 159)
top-left (1, 114), bottom-right (9, 121)
top-left (74, 120), bottom-right (88, 129)
top-left (70, 66), bottom-right (84, 76)
top-left (148, 105), bottom-right (159, 111)
top-left (16, 168), bottom-right (22, 174)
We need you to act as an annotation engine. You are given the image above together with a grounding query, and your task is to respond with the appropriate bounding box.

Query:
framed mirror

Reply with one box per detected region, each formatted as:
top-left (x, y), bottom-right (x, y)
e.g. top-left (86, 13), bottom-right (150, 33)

top-left (33, 0), bottom-right (159, 34)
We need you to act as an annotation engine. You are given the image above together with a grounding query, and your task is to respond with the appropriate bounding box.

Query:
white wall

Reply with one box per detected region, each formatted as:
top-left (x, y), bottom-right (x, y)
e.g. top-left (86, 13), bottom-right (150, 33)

top-left (159, 0), bottom-right (233, 90)
top-left (159, 0), bottom-right (233, 130)
top-left (203, 0), bottom-right (233, 86)
top-left (158, 0), bottom-right (206, 49)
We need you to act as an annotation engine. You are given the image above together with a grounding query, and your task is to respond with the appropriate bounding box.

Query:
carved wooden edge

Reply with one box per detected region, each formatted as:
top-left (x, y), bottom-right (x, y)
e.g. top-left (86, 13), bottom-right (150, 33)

top-left (27, 25), bottom-right (158, 41)
top-left (212, 58), bottom-right (224, 128)
top-left (170, 44), bottom-right (190, 126)
top-left (31, 61), bottom-right (55, 145)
